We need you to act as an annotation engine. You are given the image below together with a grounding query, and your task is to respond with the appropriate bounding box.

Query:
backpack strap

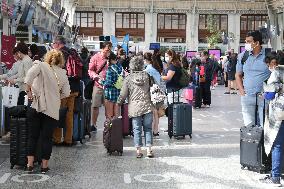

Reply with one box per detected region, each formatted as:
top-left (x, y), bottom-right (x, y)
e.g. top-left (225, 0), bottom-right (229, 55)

top-left (241, 51), bottom-right (250, 65)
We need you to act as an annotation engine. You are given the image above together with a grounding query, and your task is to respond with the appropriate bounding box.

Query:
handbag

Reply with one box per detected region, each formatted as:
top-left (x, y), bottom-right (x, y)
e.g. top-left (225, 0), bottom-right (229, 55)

top-left (149, 75), bottom-right (166, 106)
top-left (2, 84), bottom-right (20, 107)
top-left (50, 66), bottom-right (69, 128)
top-left (273, 95), bottom-right (284, 121)
top-left (111, 67), bottom-right (124, 89)
top-left (157, 105), bottom-right (166, 118)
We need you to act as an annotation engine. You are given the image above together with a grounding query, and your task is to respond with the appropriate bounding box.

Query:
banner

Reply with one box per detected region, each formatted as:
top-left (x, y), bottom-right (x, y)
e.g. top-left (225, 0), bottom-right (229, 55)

top-left (1, 35), bottom-right (16, 69)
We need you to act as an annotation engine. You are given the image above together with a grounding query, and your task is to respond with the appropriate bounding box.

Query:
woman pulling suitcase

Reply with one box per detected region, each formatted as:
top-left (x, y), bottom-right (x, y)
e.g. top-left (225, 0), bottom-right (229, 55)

top-left (25, 50), bottom-right (70, 174)
top-left (116, 56), bottom-right (154, 158)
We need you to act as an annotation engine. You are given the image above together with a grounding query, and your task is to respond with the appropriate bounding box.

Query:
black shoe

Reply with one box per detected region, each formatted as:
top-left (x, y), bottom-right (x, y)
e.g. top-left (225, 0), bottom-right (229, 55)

top-left (224, 92), bottom-right (230, 94)
top-left (91, 125), bottom-right (97, 133)
top-left (153, 132), bottom-right (159, 137)
top-left (259, 175), bottom-right (282, 187)
top-left (41, 167), bottom-right (50, 174)
top-left (26, 165), bottom-right (34, 174)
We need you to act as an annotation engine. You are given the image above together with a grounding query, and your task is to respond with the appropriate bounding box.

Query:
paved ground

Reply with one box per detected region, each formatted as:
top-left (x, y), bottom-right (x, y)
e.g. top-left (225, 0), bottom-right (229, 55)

top-left (0, 86), bottom-right (278, 189)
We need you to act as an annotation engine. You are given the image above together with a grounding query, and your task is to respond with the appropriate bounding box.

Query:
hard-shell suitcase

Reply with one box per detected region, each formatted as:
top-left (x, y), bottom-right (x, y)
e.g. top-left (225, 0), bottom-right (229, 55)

top-left (80, 81), bottom-right (92, 138)
top-left (240, 94), bottom-right (270, 173)
top-left (121, 104), bottom-right (132, 137)
top-left (73, 112), bottom-right (84, 144)
top-left (103, 118), bottom-right (123, 155)
top-left (167, 91), bottom-right (192, 139)
top-left (194, 86), bottom-right (202, 108)
top-left (9, 105), bottom-right (28, 169)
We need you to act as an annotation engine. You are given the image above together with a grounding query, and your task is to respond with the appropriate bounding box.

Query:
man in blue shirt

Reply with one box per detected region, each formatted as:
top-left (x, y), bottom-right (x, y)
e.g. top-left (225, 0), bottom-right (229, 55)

top-left (235, 31), bottom-right (271, 127)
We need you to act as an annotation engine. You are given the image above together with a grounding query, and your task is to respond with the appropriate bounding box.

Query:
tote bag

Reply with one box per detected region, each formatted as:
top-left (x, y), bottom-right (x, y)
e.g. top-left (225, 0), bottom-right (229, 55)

top-left (2, 84), bottom-right (20, 107)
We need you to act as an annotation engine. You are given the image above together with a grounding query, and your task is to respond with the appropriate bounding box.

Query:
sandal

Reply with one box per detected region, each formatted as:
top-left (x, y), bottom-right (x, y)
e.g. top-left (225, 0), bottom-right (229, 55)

top-left (147, 151), bottom-right (154, 158)
top-left (136, 153), bottom-right (143, 158)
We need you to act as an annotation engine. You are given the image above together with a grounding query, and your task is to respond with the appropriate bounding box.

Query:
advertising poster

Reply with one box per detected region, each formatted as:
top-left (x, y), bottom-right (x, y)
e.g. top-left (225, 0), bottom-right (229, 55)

top-left (186, 51), bottom-right (197, 58)
top-left (1, 35), bottom-right (16, 69)
top-left (208, 49), bottom-right (221, 60)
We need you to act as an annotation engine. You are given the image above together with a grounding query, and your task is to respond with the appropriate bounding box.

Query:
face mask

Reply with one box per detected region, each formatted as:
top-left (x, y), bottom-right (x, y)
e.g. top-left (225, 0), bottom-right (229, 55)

top-left (165, 56), bottom-right (170, 63)
top-left (245, 43), bottom-right (253, 51)
top-left (196, 55), bottom-right (201, 59)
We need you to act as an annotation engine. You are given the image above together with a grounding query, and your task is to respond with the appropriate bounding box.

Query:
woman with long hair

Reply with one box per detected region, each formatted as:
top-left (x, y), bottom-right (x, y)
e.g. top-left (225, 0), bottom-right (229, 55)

top-left (144, 52), bottom-right (162, 136)
top-left (161, 49), bottom-right (182, 104)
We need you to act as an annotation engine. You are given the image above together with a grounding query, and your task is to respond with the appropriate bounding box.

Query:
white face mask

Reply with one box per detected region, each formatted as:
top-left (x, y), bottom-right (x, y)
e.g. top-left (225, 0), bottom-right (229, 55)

top-left (245, 43), bottom-right (253, 52)
top-left (165, 56), bottom-right (170, 63)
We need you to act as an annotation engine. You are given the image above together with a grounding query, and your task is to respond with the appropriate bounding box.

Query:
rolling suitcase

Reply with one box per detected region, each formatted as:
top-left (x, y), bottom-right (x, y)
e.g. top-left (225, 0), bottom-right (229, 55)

top-left (103, 118), bottom-right (123, 155)
top-left (121, 104), bottom-right (132, 137)
top-left (80, 81), bottom-right (92, 138)
top-left (9, 105), bottom-right (28, 169)
top-left (240, 94), bottom-right (270, 173)
top-left (73, 112), bottom-right (84, 144)
top-left (167, 91), bottom-right (192, 139)
top-left (194, 86), bottom-right (202, 108)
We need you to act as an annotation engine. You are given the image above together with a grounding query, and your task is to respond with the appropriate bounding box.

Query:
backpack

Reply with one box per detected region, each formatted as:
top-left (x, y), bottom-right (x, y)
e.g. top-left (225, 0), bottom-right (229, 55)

top-left (66, 50), bottom-right (83, 78)
top-left (199, 65), bottom-right (206, 83)
top-left (241, 51), bottom-right (250, 65)
top-left (178, 67), bottom-right (190, 88)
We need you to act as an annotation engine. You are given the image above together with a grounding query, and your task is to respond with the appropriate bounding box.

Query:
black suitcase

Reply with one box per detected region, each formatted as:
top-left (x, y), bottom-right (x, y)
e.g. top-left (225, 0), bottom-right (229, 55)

top-left (103, 118), bottom-right (123, 155)
top-left (240, 94), bottom-right (270, 173)
top-left (194, 86), bottom-right (202, 108)
top-left (167, 91), bottom-right (192, 139)
top-left (80, 81), bottom-right (92, 138)
top-left (9, 105), bottom-right (28, 169)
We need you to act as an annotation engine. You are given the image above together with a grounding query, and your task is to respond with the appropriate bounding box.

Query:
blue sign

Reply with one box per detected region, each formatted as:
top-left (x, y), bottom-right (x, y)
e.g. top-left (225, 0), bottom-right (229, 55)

top-left (149, 43), bottom-right (160, 50)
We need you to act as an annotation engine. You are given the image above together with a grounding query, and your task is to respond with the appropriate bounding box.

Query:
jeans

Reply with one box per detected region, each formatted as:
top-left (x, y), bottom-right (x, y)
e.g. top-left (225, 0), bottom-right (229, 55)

top-left (271, 121), bottom-right (284, 178)
top-left (27, 108), bottom-right (57, 160)
top-left (132, 112), bottom-right (153, 148)
top-left (241, 95), bottom-right (265, 127)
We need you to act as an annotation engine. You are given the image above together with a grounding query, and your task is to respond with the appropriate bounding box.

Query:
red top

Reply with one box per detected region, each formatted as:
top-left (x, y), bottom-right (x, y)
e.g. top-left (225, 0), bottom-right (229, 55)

top-left (88, 52), bottom-right (108, 89)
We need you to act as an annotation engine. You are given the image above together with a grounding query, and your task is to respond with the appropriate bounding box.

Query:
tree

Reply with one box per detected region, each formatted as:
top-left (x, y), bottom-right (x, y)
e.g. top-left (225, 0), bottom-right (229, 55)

top-left (206, 15), bottom-right (222, 49)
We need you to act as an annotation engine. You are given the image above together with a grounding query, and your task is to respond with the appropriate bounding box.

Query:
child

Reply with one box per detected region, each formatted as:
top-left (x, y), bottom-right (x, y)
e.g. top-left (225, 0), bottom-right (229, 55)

top-left (263, 52), bottom-right (278, 100)
top-left (103, 52), bottom-right (123, 119)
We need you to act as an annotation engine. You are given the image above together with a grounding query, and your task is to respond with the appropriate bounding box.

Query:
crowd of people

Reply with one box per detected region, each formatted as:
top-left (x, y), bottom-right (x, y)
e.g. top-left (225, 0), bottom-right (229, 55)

top-left (0, 30), bottom-right (283, 187)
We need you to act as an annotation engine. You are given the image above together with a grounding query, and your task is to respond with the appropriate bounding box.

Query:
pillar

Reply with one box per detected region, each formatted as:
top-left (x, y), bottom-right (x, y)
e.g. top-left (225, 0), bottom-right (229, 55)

top-left (228, 14), bottom-right (241, 53)
top-left (102, 10), bottom-right (115, 36)
top-left (186, 13), bottom-right (199, 51)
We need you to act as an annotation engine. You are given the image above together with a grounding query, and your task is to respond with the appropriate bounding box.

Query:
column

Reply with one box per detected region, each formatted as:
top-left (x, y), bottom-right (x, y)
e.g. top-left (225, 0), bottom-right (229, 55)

top-left (228, 14), bottom-right (241, 53)
top-left (2, 17), bottom-right (9, 35)
top-left (28, 24), bottom-right (32, 43)
top-left (144, 12), bottom-right (157, 48)
top-left (103, 10), bottom-right (115, 36)
top-left (186, 13), bottom-right (199, 51)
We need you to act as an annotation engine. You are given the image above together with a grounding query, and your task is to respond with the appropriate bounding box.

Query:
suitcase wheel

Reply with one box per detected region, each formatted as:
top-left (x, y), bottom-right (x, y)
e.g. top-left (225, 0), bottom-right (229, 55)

top-left (80, 140), bottom-right (83, 144)
top-left (183, 135), bottom-right (185, 139)
top-left (189, 134), bottom-right (192, 139)
top-left (10, 164), bottom-right (14, 169)
top-left (241, 166), bottom-right (246, 170)
top-left (118, 151), bottom-right (123, 156)
top-left (169, 136), bottom-right (172, 139)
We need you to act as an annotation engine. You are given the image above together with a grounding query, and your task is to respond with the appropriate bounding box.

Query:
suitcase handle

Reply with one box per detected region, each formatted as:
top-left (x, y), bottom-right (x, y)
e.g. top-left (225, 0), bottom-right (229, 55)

top-left (255, 93), bottom-right (265, 126)
top-left (167, 89), bottom-right (180, 105)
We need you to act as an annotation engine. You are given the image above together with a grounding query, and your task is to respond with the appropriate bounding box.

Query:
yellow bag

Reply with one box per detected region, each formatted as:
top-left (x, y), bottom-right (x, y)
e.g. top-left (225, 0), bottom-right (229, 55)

top-left (114, 75), bottom-right (124, 89)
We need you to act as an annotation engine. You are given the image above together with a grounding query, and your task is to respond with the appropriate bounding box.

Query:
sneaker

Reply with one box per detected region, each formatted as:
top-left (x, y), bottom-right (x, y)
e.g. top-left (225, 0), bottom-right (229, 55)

top-left (224, 92), bottom-right (230, 94)
top-left (231, 92), bottom-right (237, 94)
top-left (41, 167), bottom-right (50, 174)
top-left (91, 125), bottom-right (97, 133)
top-left (205, 105), bottom-right (210, 108)
top-left (2, 132), bottom-right (10, 140)
top-left (136, 153), bottom-right (143, 158)
top-left (259, 175), bottom-right (282, 187)
top-left (26, 165), bottom-right (34, 174)
top-left (147, 151), bottom-right (154, 158)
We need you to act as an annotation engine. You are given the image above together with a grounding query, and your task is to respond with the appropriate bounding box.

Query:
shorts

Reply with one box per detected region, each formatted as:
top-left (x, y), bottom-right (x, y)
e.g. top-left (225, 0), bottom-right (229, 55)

top-left (227, 72), bottom-right (236, 81)
top-left (92, 86), bottom-right (104, 108)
